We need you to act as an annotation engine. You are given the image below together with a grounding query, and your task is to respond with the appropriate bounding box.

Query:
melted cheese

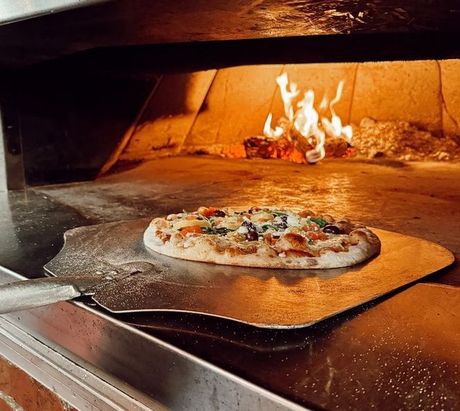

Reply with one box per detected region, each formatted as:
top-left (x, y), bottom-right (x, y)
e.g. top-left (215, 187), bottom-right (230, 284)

top-left (172, 219), bottom-right (210, 230)
top-left (216, 216), bottom-right (242, 230)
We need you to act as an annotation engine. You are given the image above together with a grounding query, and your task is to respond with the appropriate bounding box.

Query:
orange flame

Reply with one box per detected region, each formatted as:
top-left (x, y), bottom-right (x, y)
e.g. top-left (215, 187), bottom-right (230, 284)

top-left (263, 113), bottom-right (284, 138)
top-left (263, 73), bottom-right (352, 163)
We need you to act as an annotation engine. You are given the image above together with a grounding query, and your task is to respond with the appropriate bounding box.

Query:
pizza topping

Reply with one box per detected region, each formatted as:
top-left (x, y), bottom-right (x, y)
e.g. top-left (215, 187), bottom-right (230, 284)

top-left (242, 220), bottom-right (259, 241)
top-left (272, 215), bottom-right (288, 230)
top-left (202, 226), bottom-right (231, 235)
top-left (308, 235), bottom-right (351, 253)
top-left (309, 217), bottom-right (327, 228)
top-left (198, 206), bottom-right (227, 217)
top-left (155, 229), bottom-right (171, 243)
top-left (146, 207), bottom-right (381, 269)
top-left (282, 233), bottom-right (308, 249)
top-left (298, 209), bottom-right (314, 218)
top-left (322, 225), bottom-right (342, 234)
top-left (173, 219), bottom-right (210, 230)
top-left (306, 231), bottom-right (327, 241)
top-left (159, 208), bottom-right (369, 255)
top-left (251, 212), bottom-right (274, 224)
top-left (302, 222), bottom-right (320, 232)
top-left (286, 214), bottom-right (301, 227)
top-left (180, 225), bottom-right (203, 236)
top-left (237, 225), bottom-right (249, 234)
top-left (322, 214), bottom-right (335, 224)
top-left (263, 232), bottom-right (278, 245)
top-left (215, 215), bottom-right (242, 230)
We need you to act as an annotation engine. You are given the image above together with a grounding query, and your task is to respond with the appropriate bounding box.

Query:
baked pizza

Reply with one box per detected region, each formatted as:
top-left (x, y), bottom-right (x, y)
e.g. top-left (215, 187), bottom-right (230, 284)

top-left (143, 207), bottom-right (381, 269)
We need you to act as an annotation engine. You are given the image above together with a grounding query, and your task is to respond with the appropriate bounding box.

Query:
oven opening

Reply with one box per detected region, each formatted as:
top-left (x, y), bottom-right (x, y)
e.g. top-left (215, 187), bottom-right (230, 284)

top-left (7, 58), bottom-right (460, 192)
top-left (3, 58), bottom-right (457, 237)
top-left (103, 60), bottom-right (460, 176)
top-left (0, 58), bottom-right (454, 270)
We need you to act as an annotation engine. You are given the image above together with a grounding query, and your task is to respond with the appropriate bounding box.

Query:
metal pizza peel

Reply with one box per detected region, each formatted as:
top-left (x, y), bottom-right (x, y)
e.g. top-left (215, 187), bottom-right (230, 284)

top-left (0, 218), bottom-right (454, 328)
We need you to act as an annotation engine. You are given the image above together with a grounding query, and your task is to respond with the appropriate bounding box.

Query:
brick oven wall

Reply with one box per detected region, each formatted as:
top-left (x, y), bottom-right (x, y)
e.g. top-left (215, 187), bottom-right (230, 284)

top-left (0, 355), bottom-right (76, 411)
top-left (117, 59), bottom-right (460, 163)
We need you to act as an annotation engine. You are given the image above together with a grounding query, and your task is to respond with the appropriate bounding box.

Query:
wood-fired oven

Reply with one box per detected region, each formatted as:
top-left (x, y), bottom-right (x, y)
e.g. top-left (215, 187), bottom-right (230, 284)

top-left (0, 1), bottom-right (460, 410)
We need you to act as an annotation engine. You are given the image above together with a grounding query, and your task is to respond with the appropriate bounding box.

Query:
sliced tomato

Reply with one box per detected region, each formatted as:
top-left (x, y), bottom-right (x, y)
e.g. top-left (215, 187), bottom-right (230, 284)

top-left (302, 223), bottom-right (320, 232)
top-left (306, 231), bottom-right (326, 241)
top-left (263, 233), bottom-right (278, 245)
top-left (180, 225), bottom-right (203, 235)
top-left (199, 207), bottom-right (218, 217)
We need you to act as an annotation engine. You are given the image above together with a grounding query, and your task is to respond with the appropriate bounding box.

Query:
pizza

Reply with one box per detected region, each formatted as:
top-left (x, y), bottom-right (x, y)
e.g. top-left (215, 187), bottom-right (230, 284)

top-left (143, 207), bottom-right (381, 269)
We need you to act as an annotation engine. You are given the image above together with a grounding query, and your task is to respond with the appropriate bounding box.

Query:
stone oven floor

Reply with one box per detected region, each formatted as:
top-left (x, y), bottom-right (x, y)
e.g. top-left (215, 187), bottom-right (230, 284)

top-left (37, 155), bottom-right (460, 285)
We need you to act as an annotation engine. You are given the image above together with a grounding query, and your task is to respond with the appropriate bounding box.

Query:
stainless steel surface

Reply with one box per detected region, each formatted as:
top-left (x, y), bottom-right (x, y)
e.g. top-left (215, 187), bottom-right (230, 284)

top-left (0, 267), bottom-right (306, 411)
top-left (44, 219), bottom-right (453, 328)
top-left (0, 276), bottom-right (98, 314)
top-left (0, 0), bottom-right (105, 25)
top-left (0, 313), bottom-right (161, 411)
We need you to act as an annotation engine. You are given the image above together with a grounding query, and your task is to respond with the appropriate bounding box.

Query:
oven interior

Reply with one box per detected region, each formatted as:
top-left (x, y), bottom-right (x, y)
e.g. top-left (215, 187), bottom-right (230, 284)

top-left (4, 58), bottom-right (460, 186)
top-left (2, 56), bottom-right (459, 276)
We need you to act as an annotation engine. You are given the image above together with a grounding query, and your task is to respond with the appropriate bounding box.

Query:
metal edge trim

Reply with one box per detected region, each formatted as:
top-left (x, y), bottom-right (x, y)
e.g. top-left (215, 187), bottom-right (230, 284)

top-left (0, 316), bottom-right (164, 410)
top-left (75, 301), bottom-right (310, 410)
top-left (0, 265), bottom-right (308, 410)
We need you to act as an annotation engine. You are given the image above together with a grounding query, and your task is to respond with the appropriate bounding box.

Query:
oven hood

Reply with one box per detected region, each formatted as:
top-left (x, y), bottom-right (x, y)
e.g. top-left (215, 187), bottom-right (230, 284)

top-left (0, 0), bottom-right (459, 70)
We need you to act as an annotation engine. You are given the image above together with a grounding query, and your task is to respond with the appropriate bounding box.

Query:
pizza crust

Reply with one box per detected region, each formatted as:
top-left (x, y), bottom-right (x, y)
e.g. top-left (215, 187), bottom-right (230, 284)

top-left (143, 216), bottom-right (381, 269)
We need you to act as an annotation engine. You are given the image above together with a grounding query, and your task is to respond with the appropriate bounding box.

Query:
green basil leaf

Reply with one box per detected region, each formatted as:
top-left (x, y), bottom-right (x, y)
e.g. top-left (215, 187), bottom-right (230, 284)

top-left (261, 224), bottom-right (276, 232)
top-left (310, 217), bottom-right (327, 228)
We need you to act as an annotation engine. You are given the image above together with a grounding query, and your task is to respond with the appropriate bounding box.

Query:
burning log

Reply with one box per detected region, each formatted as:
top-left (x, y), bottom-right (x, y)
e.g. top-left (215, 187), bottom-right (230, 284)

top-left (244, 72), bottom-right (353, 164)
top-left (240, 73), bottom-right (460, 164)
top-left (244, 136), bottom-right (309, 163)
top-left (244, 135), bottom-right (352, 163)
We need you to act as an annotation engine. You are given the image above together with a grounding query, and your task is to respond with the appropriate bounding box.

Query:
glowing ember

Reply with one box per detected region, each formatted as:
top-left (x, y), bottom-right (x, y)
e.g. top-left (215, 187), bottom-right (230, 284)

top-left (263, 73), bottom-right (353, 163)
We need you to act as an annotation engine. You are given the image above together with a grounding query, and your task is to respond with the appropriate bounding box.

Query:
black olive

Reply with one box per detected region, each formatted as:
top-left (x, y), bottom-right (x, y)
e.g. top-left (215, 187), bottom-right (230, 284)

top-left (246, 230), bottom-right (259, 241)
top-left (323, 225), bottom-right (342, 234)
top-left (213, 210), bottom-right (226, 217)
top-left (242, 220), bottom-right (257, 230)
top-left (242, 220), bottom-right (258, 240)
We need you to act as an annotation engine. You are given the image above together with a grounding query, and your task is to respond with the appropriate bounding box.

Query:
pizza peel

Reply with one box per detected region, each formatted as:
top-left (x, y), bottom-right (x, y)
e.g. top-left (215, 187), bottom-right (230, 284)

top-left (0, 218), bottom-right (454, 328)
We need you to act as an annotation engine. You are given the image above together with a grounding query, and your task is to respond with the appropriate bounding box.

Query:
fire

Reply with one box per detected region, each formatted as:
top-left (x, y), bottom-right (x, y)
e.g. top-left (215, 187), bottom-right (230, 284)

top-left (263, 73), bottom-right (353, 163)
top-left (263, 113), bottom-right (283, 139)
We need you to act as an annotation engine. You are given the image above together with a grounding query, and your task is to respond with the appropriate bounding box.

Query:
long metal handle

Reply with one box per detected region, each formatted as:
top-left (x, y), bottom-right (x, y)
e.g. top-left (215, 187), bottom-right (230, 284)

top-left (0, 276), bottom-right (101, 314)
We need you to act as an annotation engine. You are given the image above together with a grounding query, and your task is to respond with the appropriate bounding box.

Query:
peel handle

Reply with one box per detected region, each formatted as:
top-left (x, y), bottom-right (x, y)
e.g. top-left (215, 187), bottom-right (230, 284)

top-left (0, 276), bottom-right (101, 314)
